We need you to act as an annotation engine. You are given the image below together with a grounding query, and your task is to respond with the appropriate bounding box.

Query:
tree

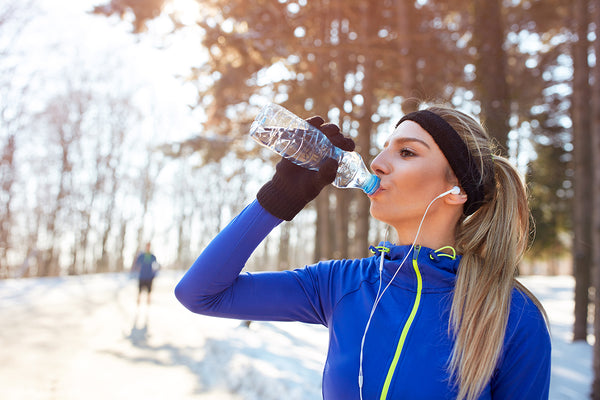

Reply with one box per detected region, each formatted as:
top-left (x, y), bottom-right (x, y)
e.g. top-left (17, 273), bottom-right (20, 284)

top-left (95, 96), bottom-right (130, 273)
top-left (500, 0), bottom-right (574, 276)
top-left (38, 91), bottom-right (89, 276)
top-left (134, 149), bottom-right (165, 254)
top-left (527, 138), bottom-right (572, 270)
top-left (92, 0), bottom-right (167, 33)
top-left (0, 0), bottom-right (35, 277)
top-left (98, 0), bottom-right (471, 261)
top-left (572, 0), bottom-right (594, 343)
top-left (0, 131), bottom-right (16, 277)
top-left (591, 0), bottom-right (600, 395)
top-left (92, 0), bottom-right (578, 276)
top-left (471, 0), bottom-right (511, 151)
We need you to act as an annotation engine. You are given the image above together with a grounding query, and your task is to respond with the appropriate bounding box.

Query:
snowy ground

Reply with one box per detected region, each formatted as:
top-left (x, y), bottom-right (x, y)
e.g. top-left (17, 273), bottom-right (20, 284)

top-left (0, 272), bottom-right (591, 400)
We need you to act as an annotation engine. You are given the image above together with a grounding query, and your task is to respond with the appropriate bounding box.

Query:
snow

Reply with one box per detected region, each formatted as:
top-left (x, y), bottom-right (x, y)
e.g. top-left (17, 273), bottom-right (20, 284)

top-left (520, 276), bottom-right (593, 399)
top-left (0, 273), bottom-right (591, 399)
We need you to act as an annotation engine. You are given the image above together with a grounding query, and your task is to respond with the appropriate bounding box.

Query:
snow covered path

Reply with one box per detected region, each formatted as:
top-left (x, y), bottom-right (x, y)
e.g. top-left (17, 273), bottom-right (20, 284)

top-left (520, 276), bottom-right (592, 400)
top-left (0, 273), bottom-right (591, 399)
top-left (0, 272), bottom-right (328, 400)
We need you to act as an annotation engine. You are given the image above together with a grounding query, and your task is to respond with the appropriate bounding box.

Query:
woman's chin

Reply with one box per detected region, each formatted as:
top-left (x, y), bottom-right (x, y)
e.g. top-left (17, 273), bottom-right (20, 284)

top-left (369, 203), bottom-right (387, 223)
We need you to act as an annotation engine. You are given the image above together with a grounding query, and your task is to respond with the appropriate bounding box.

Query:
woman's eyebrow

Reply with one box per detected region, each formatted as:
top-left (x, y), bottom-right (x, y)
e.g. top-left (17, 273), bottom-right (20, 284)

top-left (383, 136), bottom-right (431, 149)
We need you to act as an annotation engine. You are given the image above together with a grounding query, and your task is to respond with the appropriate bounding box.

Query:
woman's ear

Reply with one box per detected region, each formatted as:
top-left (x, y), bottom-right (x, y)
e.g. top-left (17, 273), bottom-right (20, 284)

top-left (445, 190), bottom-right (467, 206)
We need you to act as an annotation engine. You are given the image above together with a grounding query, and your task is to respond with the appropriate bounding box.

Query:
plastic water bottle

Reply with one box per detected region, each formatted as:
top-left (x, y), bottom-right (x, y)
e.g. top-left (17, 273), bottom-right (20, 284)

top-left (250, 103), bottom-right (380, 195)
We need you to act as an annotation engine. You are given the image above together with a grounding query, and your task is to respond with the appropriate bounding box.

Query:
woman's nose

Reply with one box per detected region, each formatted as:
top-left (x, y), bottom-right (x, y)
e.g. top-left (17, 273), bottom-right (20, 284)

top-left (370, 151), bottom-right (388, 175)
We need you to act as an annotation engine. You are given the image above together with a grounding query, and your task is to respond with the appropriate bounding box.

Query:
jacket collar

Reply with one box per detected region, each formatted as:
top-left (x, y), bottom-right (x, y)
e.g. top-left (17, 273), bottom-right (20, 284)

top-left (372, 242), bottom-right (461, 291)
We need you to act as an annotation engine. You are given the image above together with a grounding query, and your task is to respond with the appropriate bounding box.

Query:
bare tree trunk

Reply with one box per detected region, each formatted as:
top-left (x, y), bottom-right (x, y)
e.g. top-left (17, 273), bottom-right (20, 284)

top-left (311, 0), bottom-right (335, 262)
top-left (262, 235), bottom-right (271, 270)
top-left (0, 2), bottom-right (34, 278)
top-left (174, 160), bottom-right (201, 270)
top-left (590, 0), bottom-right (600, 395)
top-left (0, 134), bottom-right (16, 278)
top-left (23, 205), bottom-right (43, 277)
top-left (354, 0), bottom-right (378, 257)
top-left (315, 188), bottom-right (332, 260)
top-left (334, 190), bottom-right (350, 259)
top-left (135, 150), bottom-right (163, 253)
top-left (115, 216), bottom-right (128, 272)
top-left (572, 0), bottom-right (593, 343)
top-left (98, 140), bottom-right (123, 273)
top-left (397, 0), bottom-right (419, 113)
top-left (471, 0), bottom-right (511, 152)
top-left (476, 0), bottom-right (511, 148)
top-left (277, 222), bottom-right (291, 268)
top-left (42, 133), bottom-right (73, 277)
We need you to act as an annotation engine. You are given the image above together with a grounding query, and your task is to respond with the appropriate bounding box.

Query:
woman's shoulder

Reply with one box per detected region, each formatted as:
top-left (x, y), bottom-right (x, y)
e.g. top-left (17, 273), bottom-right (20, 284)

top-left (505, 283), bottom-right (551, 349)
top-left (306, 255), bottom-right (378, 279)
top-left (300, 256), bottom-right (380, 296)
top-left (492, 283), bottom-right (551, 397)
top-left (510, 283), bottom-right (547, 320)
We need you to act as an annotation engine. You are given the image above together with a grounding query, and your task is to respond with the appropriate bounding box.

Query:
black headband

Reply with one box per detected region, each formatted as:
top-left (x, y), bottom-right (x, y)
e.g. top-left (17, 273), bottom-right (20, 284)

top-left (397, 110), bottom-right (485, 215)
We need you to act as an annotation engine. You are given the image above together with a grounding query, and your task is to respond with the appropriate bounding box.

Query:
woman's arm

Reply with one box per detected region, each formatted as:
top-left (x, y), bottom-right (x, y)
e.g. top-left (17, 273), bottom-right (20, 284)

top-left (175, 115), bottom-right (354, 324)
top-left (174, 200), bottom-right (328, 324)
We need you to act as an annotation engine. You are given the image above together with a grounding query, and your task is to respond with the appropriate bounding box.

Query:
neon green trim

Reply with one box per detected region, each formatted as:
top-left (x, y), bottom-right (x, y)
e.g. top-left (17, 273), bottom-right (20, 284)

top-left (380, 246), bottom-right (423, 400)
top-left (370, 246), bottom-right (391, 255)
top-left (430, 246), bottom-right (457, 260)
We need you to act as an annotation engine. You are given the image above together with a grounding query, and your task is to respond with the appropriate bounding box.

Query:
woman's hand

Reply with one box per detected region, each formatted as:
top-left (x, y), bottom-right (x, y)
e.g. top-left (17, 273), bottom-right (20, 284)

top-left (256, 116), bottom-right (355, 221)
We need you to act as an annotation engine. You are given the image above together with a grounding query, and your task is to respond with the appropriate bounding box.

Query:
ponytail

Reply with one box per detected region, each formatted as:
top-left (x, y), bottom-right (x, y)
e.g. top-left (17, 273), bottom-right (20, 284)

top-left (426, 106), bottom-right (547, 400)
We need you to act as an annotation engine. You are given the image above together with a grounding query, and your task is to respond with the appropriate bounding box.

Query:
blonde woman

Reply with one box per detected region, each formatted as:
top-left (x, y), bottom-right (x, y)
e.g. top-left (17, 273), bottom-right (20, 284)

top-left (176, 106), bottom-right (551, 399)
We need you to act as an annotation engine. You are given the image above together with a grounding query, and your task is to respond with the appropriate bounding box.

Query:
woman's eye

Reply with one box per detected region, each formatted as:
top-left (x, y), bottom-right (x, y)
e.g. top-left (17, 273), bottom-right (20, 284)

top-left (399, 148), bottom-right (416, 157)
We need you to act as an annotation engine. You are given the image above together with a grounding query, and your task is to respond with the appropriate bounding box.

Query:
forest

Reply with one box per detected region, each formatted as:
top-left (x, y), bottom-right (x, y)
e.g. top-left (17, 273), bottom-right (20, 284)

top-left (1, 0), bottom-right (600, 395)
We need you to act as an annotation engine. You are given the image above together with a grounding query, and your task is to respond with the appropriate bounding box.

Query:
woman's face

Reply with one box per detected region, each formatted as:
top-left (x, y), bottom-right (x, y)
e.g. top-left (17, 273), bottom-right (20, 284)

top-left (369, 120), bottom-right (455, 227)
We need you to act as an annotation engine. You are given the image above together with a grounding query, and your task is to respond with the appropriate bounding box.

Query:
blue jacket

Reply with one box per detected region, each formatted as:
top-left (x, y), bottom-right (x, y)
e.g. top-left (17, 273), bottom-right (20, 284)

top-left (134, 252), bottom-right (157, 281)
top-left (175, 200), bottom-right (551, 399)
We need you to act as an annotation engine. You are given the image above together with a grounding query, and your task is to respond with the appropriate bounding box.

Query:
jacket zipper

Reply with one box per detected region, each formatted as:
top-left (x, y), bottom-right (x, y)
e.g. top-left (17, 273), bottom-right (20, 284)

top-left (379, 245), bottom-right (423, 400)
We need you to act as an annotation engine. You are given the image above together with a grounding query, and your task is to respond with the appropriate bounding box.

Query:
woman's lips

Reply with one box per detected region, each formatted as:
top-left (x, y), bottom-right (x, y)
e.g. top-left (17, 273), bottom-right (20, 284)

top-left (368, 185), bottom-right (385, 198)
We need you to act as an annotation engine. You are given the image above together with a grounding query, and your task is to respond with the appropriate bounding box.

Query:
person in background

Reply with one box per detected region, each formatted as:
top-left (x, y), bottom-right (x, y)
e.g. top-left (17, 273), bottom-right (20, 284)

top-left (175, 106), bottom-right (551, 399)
top-left (132, 242), bottom-right (159, 306)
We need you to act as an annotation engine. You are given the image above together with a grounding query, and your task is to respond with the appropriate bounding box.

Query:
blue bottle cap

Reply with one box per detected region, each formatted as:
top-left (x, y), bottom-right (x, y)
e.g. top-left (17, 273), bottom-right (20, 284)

top-left (362, 174), bottom-right (380, 195)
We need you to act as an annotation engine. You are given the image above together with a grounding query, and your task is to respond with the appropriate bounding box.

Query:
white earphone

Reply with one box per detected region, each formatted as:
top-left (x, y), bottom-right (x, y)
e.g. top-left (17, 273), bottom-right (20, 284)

top-left (437, 186), bottom-right (461, 198)
top-left (358, 185), bottom-right (461, 399)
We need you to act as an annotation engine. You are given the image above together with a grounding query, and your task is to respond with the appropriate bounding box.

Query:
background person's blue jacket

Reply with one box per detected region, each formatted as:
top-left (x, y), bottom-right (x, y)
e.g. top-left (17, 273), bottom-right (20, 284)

top-left (134, 252), bottom-right (158, 281)
top-left (175, 200), bottom-right (551, 399)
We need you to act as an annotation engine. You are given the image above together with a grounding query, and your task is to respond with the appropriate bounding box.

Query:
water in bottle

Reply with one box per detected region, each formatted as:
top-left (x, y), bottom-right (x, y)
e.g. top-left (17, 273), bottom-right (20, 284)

top-left (250, 103), bottom-right (380, 195)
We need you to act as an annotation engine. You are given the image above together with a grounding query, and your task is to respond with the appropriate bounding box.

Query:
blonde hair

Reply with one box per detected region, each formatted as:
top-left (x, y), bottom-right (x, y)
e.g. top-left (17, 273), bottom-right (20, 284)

top-left (426, 106), bottom-right (548, 400)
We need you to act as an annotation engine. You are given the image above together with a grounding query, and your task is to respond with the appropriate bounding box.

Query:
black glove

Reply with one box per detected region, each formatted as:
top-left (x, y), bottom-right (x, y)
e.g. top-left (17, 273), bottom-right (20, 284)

top-left (257, 116), bottom-right (355, 221)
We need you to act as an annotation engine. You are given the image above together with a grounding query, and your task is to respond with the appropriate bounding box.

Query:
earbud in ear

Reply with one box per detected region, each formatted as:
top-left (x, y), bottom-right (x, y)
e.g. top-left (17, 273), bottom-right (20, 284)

top-left (434, 186), bottom-right (460, 201)
top-left (435, 186), bottom-right (461, 199)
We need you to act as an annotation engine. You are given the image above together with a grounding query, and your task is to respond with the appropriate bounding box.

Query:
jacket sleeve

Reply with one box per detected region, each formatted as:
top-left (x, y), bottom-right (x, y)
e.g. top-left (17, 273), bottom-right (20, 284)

top-left (174, 199), bottom-right (329, 325)
top-left (491, 290), bottom-right (551, 399)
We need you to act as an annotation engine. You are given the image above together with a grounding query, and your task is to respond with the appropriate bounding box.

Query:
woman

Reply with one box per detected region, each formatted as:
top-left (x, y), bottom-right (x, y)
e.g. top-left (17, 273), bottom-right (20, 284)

top-left (175, 105), bottom-right (551, 399)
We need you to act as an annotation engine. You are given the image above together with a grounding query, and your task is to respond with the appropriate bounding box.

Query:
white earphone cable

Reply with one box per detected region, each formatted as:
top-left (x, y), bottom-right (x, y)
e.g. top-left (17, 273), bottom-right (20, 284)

top-left (358, 188), bottom-right (456, 398)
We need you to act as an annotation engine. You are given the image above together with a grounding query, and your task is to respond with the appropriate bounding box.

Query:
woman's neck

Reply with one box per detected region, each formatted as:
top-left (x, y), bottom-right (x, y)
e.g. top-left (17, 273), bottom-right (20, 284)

top-left (394, 228), bottom-right (455, 250)
top-left (392, 211), bottom-right (460, 250)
